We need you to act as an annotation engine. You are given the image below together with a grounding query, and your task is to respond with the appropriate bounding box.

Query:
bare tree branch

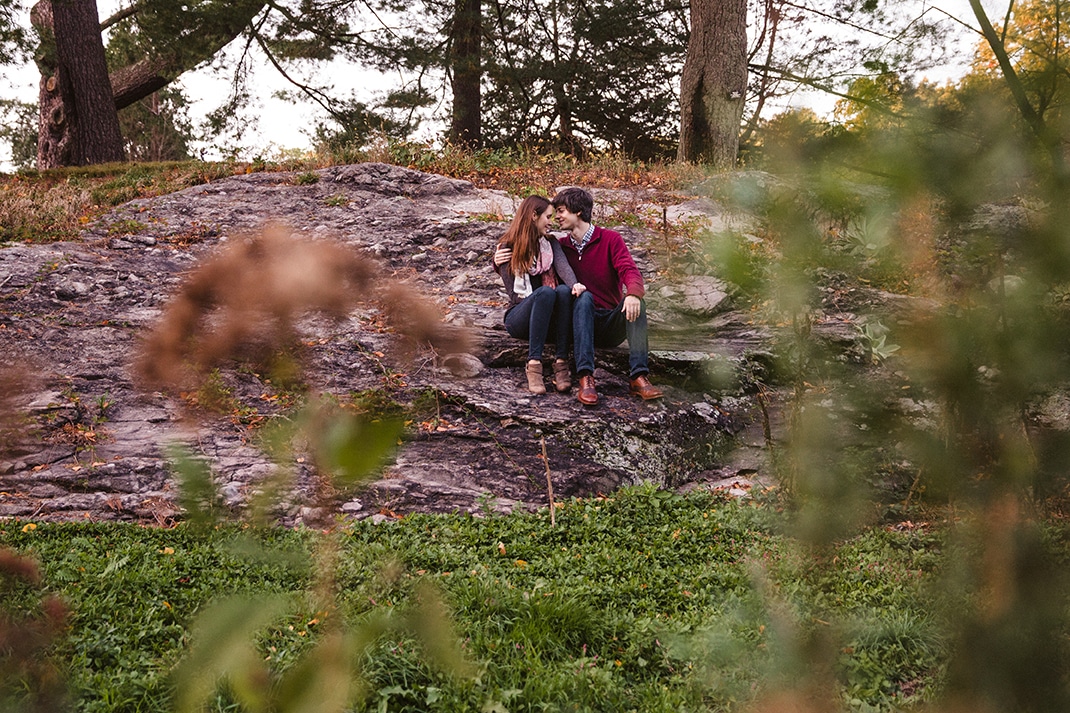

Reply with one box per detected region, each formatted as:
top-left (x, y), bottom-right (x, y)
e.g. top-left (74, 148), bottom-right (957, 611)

top-left (100, 1), bottom-right (141, 31)
top-left (968, 0), bottom-right (1045, 138)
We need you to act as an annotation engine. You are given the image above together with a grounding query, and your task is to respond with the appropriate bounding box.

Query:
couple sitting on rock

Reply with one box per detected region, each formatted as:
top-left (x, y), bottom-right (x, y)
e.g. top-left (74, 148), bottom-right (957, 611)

top-left (493, 187), bottom-right (662, 405)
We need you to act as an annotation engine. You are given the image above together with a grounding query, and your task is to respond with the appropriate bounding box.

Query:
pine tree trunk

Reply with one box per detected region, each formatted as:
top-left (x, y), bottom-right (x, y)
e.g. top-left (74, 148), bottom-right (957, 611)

top-left (677, 0), bottom-right (747, 167)
top-left (548, 2), bottom-right (582, 157)
top-left (448, 0), bottom-right (482, 148)
top-left (33, 0), bottom-right (125, 168)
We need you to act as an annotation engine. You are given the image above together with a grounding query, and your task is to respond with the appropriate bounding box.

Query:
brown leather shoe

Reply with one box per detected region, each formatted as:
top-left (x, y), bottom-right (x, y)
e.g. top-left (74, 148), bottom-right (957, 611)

top-left (525, 361), bottom-right (546, 394)
top-left (553, 359), bottom-right (571, 393)
top-left (576, 374), bottom-right (598, 405)
top-left (629, 374), bottom-right (663, 400)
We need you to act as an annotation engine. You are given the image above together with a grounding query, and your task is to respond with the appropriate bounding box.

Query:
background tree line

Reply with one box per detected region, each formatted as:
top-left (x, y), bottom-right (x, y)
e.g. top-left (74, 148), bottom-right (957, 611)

top-left (0, 0), bottom-right (963, 171)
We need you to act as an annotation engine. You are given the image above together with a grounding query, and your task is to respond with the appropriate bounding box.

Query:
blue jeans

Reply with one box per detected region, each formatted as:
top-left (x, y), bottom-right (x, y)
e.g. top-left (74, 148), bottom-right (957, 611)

top-left (503, 285), bottom-right (572, 360)
top-left (572, 291), bottom-right (649, 378)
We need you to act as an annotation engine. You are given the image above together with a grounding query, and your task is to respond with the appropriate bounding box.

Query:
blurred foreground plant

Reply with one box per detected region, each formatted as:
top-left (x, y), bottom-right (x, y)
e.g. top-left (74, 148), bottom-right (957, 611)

top-left (136, 225), bottom-right (473, 711)
top-left (706, 76), bottom-right (1070, 709)
top-left (0, 547), bottom-right (69, 711)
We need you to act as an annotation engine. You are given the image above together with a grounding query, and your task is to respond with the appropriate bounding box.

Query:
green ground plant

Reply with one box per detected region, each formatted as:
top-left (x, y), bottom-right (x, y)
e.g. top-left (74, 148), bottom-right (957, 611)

top-left (0, 487), bottom-right (966, 712)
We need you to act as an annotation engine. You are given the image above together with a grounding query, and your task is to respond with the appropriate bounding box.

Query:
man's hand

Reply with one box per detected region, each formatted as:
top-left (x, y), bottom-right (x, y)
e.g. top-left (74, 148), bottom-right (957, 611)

top-left (623, 294), bottom-right (641, 322)
top-left (572, 283), bottom-right (587, 297)
top-left (493, 246), bottom-right (512, 266)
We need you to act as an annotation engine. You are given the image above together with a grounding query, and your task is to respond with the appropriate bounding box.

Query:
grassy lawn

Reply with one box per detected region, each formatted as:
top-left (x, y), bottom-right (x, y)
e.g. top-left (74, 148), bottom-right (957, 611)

top-left (0, 486), bottom-right (954, 712)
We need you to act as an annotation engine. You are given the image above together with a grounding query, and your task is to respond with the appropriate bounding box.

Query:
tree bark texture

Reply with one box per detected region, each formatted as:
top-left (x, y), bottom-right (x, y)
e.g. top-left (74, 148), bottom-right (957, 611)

top-left (677, 0), bottom-right (747, 167)
top-left (449, 0), bottom-right (482, 148)
top-left (109, 56), bottom-right (175, 110)
top-left (32, 0), bottom-right (263, 167)
top-left (33, 0), bottom-right (125, 168)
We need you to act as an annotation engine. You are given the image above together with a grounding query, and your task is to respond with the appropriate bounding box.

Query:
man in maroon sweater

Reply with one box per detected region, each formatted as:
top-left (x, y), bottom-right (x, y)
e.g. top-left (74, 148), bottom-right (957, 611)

top-left (551, 187), bottom-right (662, 405)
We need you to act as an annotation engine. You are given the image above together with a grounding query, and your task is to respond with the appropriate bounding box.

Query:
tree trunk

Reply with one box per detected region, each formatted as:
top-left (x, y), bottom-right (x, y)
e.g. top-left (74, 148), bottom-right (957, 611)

top-left (32, 0), bottom-right (264, 167)
top-left (677, 0), bottom-right (748, 167)
top-left (548, 1), bottom-right (582, 158)
top-left (33, 0), bottom-right (125, 168)
top-left (448, 0), bottom-right (482, 148)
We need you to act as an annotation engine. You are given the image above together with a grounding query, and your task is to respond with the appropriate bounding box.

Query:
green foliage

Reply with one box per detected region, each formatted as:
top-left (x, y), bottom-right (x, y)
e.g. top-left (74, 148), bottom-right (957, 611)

top-left (170, 448), bottom-right (225, 530)
top-left (858, 319), bottom-right (899, 365)
top-left (172, 593), bottom-right (293, 713)
top-left (0, 488), bottom-right (971, 711)
top-left (105, 218), bottom-right (146, 235)
top-left (709, 17), bottom-right (1070, 707)
top-left (308, 100), bottom-right (404, 159)
top-left (187, 369), bottom-right (243, 415)
top-left (117, 90), bottom-right (195, 163)
top-left (0, 98), bottom-right (37, 170)
top-left (704, 228), bottom-right (772, 304)
top-left (0, 0), bottom-right (29, 64)
top-left (356, 0), bottom-right (687, 158)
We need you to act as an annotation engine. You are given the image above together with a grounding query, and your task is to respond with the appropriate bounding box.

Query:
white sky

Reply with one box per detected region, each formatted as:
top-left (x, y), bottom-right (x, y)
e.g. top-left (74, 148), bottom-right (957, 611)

top-left (0, 0), bottom-right (1016, 169)
top-left (0, 0), bottom-right (406, 164)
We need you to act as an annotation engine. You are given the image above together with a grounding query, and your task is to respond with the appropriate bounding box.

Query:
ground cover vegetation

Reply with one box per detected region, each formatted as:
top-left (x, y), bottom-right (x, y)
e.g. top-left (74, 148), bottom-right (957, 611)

top-left (0, 146), bottom-right (703, 246)
top-left (0, 486), bottom-right (961, 712)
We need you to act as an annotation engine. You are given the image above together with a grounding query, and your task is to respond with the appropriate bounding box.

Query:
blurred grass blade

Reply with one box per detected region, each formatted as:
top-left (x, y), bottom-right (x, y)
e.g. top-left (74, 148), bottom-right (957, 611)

top-left (274, 630), bottom-right (361, 713)
top-left (172, 594), bottom-right (290, 713)
top-left (168, 444), bottom-right (224, 528)
top-left (408, 580), bottom-right (475, 678)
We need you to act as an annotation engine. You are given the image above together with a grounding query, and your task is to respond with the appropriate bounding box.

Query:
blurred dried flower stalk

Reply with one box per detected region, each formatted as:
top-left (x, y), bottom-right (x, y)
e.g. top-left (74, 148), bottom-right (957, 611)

top-left (0, 368), bottom-right (36, 464)
top-left (0, 547), bottom-right (69, 712)
top-left (137, 224), bottom-right (470, 391)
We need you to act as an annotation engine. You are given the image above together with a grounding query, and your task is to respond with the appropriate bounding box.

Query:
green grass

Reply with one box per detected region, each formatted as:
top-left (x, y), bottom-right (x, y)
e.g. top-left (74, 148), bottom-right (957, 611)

top-left (0, 487), bottom-right (964, 712)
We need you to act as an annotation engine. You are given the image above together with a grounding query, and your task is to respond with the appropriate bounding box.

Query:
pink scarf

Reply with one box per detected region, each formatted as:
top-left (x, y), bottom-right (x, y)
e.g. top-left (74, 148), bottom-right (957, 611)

top-left (530, 237), bottom-right (557, 288)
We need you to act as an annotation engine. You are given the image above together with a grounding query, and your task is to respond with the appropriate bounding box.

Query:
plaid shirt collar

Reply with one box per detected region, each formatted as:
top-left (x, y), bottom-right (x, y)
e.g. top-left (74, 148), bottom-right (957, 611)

top-left (571, 224), bottom-right (595, 258)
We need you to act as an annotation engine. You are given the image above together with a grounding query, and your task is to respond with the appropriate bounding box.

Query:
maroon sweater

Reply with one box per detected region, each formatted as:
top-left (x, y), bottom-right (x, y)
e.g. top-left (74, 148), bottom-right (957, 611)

top-left (555, 226), bottom-right (645, 310)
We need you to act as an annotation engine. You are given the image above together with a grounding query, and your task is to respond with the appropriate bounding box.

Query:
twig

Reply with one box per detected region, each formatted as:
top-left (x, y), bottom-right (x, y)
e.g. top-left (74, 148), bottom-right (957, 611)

top-left (0, 274), bottom-right (12, 290)
top-left (541, 435), bottom-right (555, 527)
top-left (467, 412), bottom-right (531, 482)
top-left (756, 383), bottom-right (774, 453)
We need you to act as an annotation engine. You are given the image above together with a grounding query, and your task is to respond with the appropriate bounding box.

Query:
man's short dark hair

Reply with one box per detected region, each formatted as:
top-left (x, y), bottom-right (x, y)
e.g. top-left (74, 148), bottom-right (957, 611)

top-left (552, 187), bottom-right (594, 223)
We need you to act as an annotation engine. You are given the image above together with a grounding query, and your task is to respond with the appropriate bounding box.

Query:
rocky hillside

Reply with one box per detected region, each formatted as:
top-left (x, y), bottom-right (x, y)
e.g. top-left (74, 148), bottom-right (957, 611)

top-left (0, 163), bottom-right (783, 525)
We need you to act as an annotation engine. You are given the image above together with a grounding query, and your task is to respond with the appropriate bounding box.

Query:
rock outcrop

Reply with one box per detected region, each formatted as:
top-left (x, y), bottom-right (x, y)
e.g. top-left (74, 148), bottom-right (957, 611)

top-left (0, 163), bottom-right (772, 525)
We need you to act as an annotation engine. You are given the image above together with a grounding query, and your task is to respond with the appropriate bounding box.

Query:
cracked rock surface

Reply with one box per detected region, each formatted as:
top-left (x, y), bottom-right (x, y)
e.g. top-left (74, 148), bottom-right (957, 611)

top-left (1, 163), bottom-right (773, 525)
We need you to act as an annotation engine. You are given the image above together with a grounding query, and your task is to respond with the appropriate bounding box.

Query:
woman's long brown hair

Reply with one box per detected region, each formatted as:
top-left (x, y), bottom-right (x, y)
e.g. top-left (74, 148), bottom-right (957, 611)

top-left (498, 195), bottom-right (551, 276)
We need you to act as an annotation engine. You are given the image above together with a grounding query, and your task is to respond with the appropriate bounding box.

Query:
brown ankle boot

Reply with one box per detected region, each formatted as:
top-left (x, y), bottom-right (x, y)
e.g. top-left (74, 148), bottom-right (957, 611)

top-left (576, 374), bottom-right (598, 405)
top-left (552, 359), bottom-right (571, 392)
top-left (525, 361), bottom-right (546, 394)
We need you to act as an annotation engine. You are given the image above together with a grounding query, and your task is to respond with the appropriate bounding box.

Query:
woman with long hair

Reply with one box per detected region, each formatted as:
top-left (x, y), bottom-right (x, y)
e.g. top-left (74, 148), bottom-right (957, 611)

top-left (493, 195), bottom-right (586, 394)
